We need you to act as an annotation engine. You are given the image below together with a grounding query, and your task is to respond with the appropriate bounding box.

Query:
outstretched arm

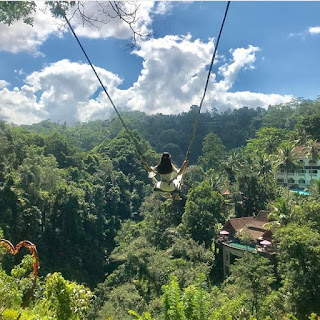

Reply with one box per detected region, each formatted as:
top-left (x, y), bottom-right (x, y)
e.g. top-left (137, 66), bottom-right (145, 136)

top-left (178, 152), bottom-right (190, 175)
top-left (141, 157), bottom-right (153, 172)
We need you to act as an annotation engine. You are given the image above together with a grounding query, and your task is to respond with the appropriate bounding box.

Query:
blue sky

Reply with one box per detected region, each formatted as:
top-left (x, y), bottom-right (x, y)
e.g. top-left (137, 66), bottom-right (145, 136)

top-left (0, 1), bottom-right (320, 125)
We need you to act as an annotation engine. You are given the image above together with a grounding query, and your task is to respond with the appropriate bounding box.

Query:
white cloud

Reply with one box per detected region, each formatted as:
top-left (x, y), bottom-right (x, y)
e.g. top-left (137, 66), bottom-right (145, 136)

top-left (117, 34), bottom-right (216, 114)
top-left (218, 45), bottom-right (260, 91)
top-left (0, 86), bottom-right (43, 124)
top-left (153, 2), bottom-right (173, 15)
top-left (0, 37), bottom-right (293, 125)
top-left (309, 26), bottom-right (320, 34)
top-left (289, 26), bottom-right (320, 39)
top-left (0, 1), bottom-right (167, 54)
top-left (0, 80), bottom-right (9, 89)
top-left (0, 59), bottom-right (122, 124)
top-left (0, 3), bottom-right (63, 55)
top-left (14, 69), bottom-right (25, 76)
top-left (69, 2), bottom-right (154, 41)
top-left (208, 91), bottom-right (292, 113)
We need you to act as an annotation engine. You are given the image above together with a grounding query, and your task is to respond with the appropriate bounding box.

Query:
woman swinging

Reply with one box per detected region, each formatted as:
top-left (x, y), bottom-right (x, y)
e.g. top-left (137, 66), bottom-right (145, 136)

top-left (146, 152), bottom-right (189, 200)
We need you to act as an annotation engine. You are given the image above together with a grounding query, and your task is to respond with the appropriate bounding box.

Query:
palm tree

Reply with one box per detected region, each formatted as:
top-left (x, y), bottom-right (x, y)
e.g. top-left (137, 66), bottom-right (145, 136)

top-left (264, 196), bottom-right (293, 230)
top-left (269, 197), bottom-right (293, 226)
top-left (222, 150), bottom-right (241, 185)
top-left (255, 153), bottom-right (272, 182)
top-left (310, 178), bottom-right (320, 199)
top-left (305, 139), bottom-right (320, 184)
top-left (274, 143), bottom-right (300, 198)
top-left (292, 125), bottom-right (310, 146)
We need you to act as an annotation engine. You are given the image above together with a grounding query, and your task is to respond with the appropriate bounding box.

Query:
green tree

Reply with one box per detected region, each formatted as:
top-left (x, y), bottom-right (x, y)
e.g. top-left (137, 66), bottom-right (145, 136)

top-left (274, 142), bottom-right (299, 198)
top-left (310, 178), bottom-right (320, 199)
top-left (305, 139), bottom-right (320, 183)
top-left (246, 127), bottom-right (288, 155)
top-left (275, 224), bottom-right (320, 318)
top-left (267, 196), bottom-right (293, 226)
top-left (42, 272), bottom-right (93, 320)
top-left (299, 111), bottom-right (320, 140)
top-left (262, 103), bottom-right (296, 129)
top-left (198, 133), bottom-right (226, 172)
top-left (162, 275), bottom-right (210, 320)
top-left (181, 181), bottom-right (224, 247)
top-left (234, 173), bottom-right (277, 217)
top-left (228, 253), bottom-right (275, 316)
top-left (0, 1), bottom-right (36, 26)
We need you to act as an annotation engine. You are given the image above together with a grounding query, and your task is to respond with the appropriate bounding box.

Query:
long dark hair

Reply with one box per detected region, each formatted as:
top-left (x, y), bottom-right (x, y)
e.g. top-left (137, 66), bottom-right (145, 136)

top-left (156, 152), bottom-right (175, 174)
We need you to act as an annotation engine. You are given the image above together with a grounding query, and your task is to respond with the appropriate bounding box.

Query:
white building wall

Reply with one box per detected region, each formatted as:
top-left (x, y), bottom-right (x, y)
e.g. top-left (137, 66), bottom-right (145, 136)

top-left (275, 157), bottom-right (320, 188)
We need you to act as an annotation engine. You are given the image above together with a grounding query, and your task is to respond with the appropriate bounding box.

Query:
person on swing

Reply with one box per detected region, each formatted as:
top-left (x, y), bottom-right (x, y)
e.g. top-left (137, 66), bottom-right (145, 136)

top-left (146, 152), bottom-right (189, 200)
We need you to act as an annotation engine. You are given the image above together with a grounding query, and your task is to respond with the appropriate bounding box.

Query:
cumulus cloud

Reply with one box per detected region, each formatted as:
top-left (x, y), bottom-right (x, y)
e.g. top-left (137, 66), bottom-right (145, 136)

top-left (153, 2), bottom-right (173, 15)
top-left (0, 3), bottom-right (62, 55)
top-left (309, 26), bottom-right (320, 34)
top-left (218, 45), bottom-right (260, 91)
top-left (0, 1), bottom-right (167, 54)
top-left (0, 80), bottom-right (9, 89)
top-left (207, 91), bottom-right (292, 113)
top-left (0, 37), bottom-right (293, 125)
top-left (118, 34), bottom-right (216, 114)
top-left (70, 2), bottom-right (155, 41)
top-left (0, 59), bottom-right (122, 124)
top-left (289, 26), bottom-right (320, 39)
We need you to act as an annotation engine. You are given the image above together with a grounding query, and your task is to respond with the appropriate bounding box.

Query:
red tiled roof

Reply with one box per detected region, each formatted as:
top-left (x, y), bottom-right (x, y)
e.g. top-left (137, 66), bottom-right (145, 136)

top-left (223, 210), bottom-right (270, 241)
top-left (221, 189), bottom-right (231, 195)
top-left (255, 210), bottom-right (269, 222)
top-left (294, 142), bottom-right (320, 156)
top-left (241, 226), bottom-right (265, 241)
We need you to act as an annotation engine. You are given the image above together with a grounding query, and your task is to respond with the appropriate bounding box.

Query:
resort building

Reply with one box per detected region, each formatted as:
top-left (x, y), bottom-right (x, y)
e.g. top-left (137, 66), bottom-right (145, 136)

top-left (217, 211), bottom-right (275, 277)
top-left (275, 143), bottom-right (320, 189)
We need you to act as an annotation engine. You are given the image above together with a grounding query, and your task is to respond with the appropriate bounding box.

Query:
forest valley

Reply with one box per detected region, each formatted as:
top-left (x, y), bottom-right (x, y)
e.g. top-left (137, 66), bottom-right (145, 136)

top-left (1, 98), bottom-right (320, 320)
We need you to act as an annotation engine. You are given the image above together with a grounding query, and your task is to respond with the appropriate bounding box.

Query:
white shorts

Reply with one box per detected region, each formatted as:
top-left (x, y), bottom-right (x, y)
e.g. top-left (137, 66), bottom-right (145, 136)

top-left (154, 174), bottom-right (182, 192)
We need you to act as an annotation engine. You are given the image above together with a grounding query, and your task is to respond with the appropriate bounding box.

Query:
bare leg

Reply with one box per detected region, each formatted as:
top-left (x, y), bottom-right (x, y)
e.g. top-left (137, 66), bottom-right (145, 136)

top-left (167, 193), bottom-right (172, 199)
top-left (174, 194), bottom-right (182, 201)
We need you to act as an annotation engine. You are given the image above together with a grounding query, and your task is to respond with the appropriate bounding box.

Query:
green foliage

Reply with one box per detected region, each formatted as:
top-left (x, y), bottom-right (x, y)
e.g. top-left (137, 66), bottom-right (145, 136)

top-left (198, 133), bottom-right (226, 171)
top-left (181, 181), bottom-right (224, 247)
top-left (211, 106), bottom-right (266, 150)
top-left (0, 268), bottom-right (22, 310)
top-left (0, 1), bottom-right (36, 26)
top-left (2, 99), bottom-right (320, 319)
top-left (209, 293), bottom-right (248, 320)
top-left (234, 172), bottom-right (278, 217)
top-left (42, 272), bottom-right (93, 320)
top-left (275, 224), bottom-right (320, 318)
top-left (129, 310), bottom-right (153, 320)
top-left (163, 275), bottom-right (210, 320)
top-left (228, 253), bottom-right (275, 316)
top-left (299, 111), bottom-right (320, 140)
top-left (246, 127), bottom-right (288, 155)
top-left (262, 103), bottom-right (296, 129)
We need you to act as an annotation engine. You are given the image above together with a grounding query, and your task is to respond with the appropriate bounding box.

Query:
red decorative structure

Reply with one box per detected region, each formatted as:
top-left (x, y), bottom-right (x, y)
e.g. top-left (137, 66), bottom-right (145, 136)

top-left (0, 239), bottom-right (39, 311)
top-left (0, 239), bottom-right (39, 279)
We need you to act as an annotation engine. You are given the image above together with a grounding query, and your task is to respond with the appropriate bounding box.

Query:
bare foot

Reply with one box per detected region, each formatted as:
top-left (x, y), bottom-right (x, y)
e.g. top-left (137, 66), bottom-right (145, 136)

top-left (174, 194), bottom-right (182, 201)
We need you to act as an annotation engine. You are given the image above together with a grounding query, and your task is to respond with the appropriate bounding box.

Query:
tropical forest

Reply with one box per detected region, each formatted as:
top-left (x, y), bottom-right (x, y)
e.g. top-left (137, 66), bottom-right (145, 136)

top-left (1, 97), bottom-right (320, 320)
top-left (1, 2), bottom-right (320, 320)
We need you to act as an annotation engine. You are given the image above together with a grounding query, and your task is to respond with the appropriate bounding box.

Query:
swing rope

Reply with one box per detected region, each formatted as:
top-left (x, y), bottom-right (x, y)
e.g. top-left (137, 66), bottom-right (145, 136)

top-left (60, 1), bottom-right (230, 171)
top-left (185, 1), bottom-right (230, 160)
top-left (61, 9), bottom-right (150, 169)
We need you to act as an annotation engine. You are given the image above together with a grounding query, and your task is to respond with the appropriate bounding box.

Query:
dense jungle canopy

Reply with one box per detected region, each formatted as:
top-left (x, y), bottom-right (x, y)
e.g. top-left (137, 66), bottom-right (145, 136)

top-left (1, 98), bottom-right (320, 319)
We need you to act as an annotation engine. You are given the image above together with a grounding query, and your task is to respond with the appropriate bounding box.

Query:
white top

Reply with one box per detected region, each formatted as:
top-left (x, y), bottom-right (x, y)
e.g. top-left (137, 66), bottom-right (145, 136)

top-left (148, 166), bottom-right (181, 192)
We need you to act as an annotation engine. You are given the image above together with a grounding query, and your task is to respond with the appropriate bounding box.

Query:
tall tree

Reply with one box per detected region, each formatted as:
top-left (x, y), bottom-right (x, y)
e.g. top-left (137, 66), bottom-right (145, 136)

top-left (228, 253), bottom-right (275, 316)
top-left (181, 180), bottom-right (224, 247)
top-left (305, 139), bottom-right (320, 183)
top-left (198, 132), bottom-right (226, 172)
top-left (274, 142), bottom-right (299, 198)
top-left (275, 224), bottom-right (320, 318)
